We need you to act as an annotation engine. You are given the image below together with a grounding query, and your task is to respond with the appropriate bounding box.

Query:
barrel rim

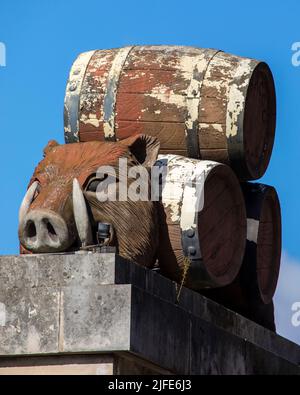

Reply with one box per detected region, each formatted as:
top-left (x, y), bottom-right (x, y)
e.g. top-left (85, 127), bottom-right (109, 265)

top-left (197, 163), bottom-right (247, 287)
top-left (257, 185), bottom-right (282, 303)
top-left (242, 62), bottom-right (277, 180)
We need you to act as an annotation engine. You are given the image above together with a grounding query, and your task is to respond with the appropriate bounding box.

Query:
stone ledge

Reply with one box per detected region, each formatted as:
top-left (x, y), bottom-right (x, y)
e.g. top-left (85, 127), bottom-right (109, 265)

top-left (0, 253), bottom-right (299, 374)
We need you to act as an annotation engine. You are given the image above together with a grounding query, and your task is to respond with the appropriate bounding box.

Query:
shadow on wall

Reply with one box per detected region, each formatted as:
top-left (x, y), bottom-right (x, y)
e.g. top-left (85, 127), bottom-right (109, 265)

top-left (274, 252), bottom-right (300, 345)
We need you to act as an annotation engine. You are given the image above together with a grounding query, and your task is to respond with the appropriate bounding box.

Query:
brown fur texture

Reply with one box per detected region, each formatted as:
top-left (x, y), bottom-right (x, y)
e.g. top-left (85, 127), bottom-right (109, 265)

top-left (20, 135), bottom-right (160, 268)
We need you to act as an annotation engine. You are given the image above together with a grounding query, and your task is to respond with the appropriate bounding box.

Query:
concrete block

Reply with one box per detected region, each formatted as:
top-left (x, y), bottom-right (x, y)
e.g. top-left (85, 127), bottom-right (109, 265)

top-left (62, 285), bottom-right (131, 353)
top-left (130, 286), bottom-right (190, 374)
top-left (190, 316), bottom-right (247, 375)
top-left (0, 285), bottom-right (59, 355)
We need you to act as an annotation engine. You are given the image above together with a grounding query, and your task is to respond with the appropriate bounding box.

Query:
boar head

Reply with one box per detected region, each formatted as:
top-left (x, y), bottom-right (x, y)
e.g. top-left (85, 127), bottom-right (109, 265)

top-left (18, 135), bottom-right (160, 268)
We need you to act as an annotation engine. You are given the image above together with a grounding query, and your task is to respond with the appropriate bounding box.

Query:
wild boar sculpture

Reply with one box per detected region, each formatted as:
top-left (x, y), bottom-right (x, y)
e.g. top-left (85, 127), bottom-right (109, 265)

top-left (18, 134), bottom-right (160, 268)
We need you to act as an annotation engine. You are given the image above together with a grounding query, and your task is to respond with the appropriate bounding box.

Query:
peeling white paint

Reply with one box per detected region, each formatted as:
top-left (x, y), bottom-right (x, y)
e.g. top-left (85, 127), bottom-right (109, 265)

top-left (180, 160), bottom-right (217, 231)
top-left (181, 51), bottom-right (209, 139)
top-left (145, 90), bottom-right (186, 108)
top-left (211, 123), bottom-right (223, 132)
top-left (179, 53), bottom-right (208, 88)
top-left (226, 59), bottom-right (254, 138)
top-left (145, 50), bottom-right (211, 132)
top-left (80, 113), bottom-right (101, 128)
top-left (157, 154), bottom-right (218, 231)
top-left (247, 218), bottom-right (259, 243)
top-left (128, 70), bottom-right (146, 80)
top-left (202, 52), bottom-right (232, 94)
top-left (103, 46), bottom-right (134, 139)
top-left (64, 50), bottom-right (96, 140)
top-left (89, 51), bottom-right (112, 70)
top-left (199, 123), bottom-right (224, 133)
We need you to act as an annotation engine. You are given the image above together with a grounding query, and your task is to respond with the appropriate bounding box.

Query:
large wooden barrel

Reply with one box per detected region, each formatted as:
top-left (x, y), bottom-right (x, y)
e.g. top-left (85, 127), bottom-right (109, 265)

top-left (200, 183), bottom-right (281, 329)
top-left (64, 46), bottom-right (276, 180)
top-left (156, 154), bottom-right (246, 289)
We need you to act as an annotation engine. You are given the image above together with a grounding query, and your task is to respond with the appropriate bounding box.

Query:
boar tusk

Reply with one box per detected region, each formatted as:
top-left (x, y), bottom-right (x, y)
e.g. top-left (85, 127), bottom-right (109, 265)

top-left (72, 178), bottom-right (93, 247)
top-left (19, 181), bottom-right (39, 224)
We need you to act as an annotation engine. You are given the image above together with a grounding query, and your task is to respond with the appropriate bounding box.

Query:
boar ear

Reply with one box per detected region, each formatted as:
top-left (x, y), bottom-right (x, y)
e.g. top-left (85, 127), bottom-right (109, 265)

top-left (43, 140), bottom-right (59, 157)
top-left (121, 134), bottom-right (160, 167)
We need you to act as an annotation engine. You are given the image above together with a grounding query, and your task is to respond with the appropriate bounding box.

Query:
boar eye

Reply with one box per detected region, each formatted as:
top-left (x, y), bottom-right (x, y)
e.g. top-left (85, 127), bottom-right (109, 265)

top-left (86, 174), bottom-right (109, 192)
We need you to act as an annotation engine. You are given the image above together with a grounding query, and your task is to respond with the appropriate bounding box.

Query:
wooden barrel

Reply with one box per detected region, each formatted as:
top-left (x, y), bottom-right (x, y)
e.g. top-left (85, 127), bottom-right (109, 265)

top-left (201, 183), bottom-right (281, 329)
top-left (64, 45), bottom-right (276, 180)
top-left (241, 182), bottom-right (282, 303)
top-left (156, 154), bottom-right (246, 289)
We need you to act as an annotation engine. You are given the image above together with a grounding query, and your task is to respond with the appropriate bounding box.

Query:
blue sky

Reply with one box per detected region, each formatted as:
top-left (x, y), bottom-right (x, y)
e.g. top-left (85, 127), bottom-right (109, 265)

top-left (0, 0), bottom-right (299, 343)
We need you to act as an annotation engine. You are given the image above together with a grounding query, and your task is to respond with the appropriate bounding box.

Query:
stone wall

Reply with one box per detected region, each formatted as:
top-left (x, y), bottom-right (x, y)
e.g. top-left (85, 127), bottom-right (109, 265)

top-left (0, 253), bottom-right (299, 375)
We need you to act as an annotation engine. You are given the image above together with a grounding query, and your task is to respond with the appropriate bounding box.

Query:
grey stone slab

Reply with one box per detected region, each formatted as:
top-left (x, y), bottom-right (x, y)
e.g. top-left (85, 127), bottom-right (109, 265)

top-left (115, 259), bottom-right (300, 367)
top-left (190, 315), bottom-right (300, 375)
top-left (0, 255), bottom-right (61, 289)
top-left (0, 253), bottom-right (300, 374)
top-left (177, 286), bottom-right (300, 366)
top-left (0, 285), bottom-right (59, 355)
top-left (60, 253), bottom-right (118, 287)
top-left (130, 286), bottom-right (190, 374)
top-left (61, 284), bottom-right (190, 374)
top-left (244, 341), bottom-right (300, 375)
top-left (115, 258), bottom-right (147, 290)
top-left (61, 284), bottom-right (131, 353)
top-left (190, 316), bottom-right (247, 375)
top-left (0, 253), bottom-right (117, 290)
top-left (144, 269), bottom-right (177, 302)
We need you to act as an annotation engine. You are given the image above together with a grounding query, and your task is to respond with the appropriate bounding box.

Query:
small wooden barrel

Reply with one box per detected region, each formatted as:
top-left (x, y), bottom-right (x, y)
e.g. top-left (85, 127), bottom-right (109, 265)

top-left (156, 154), bottom-right (246, 289)
top-left (241, 182), bottom-right (282, 303)
top-left (64, 46), bottom-right (276, 180)
top-left (201, 183), bottom-right (281, 328)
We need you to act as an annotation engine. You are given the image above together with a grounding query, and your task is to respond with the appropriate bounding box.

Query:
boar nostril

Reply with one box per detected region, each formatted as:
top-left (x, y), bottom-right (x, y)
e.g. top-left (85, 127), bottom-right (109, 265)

top-left (43, 219), bottom-right (58, 241)
top-left (47, 222), bottom-right (56, 236)
top-left (26, 220), bottom-right (37, 239)
top-left (20, 209), bottom-right (71, 252)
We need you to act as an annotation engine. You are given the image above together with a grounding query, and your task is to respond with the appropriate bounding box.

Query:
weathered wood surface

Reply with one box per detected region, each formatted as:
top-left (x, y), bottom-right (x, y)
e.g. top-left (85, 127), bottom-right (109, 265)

top-left (157, 154), bottom-right (246, 289)
top-left (64, 45), bottom-right (276, 180)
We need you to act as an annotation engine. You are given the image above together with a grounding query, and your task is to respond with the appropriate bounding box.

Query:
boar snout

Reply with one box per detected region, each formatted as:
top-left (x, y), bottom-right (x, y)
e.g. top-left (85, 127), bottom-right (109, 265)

top-left (19, 209), bottom-right (71, 253)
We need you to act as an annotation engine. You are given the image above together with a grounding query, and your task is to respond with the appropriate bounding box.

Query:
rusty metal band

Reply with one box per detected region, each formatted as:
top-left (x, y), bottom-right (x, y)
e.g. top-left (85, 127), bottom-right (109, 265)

top-left (185, 49), bottom-right (221, 159)
top-left (179, 160), bottom-right (219, 287)
top-left (64, 50), bottom-right (97, 144)
top-left (103, 46), bottom-right (134, 141)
